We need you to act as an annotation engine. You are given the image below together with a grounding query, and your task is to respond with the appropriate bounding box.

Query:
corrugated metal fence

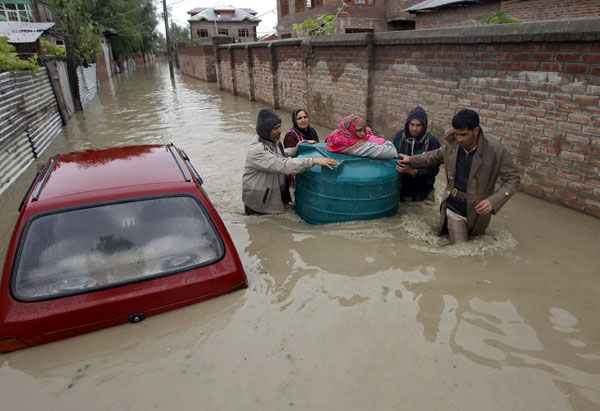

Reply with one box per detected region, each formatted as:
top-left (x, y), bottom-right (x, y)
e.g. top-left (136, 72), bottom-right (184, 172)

top-left (78, 63), bottom-right (97, 108)
top-left (0, 67), bottom-right (63, 195)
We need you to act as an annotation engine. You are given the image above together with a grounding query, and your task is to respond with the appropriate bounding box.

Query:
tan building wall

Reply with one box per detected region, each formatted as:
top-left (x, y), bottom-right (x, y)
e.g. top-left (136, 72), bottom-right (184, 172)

top-left (190, 21), bottom-right (258, 42)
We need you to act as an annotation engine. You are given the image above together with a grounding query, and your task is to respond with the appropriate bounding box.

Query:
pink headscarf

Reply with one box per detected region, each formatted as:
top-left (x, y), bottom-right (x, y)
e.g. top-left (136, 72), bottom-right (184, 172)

top-left (326, 114), bottom-right (385, 154)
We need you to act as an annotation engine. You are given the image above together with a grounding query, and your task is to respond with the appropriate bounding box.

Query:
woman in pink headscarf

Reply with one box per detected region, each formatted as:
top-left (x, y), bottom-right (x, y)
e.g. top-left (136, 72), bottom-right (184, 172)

top-left (326, 114), bottom-right (397, 159)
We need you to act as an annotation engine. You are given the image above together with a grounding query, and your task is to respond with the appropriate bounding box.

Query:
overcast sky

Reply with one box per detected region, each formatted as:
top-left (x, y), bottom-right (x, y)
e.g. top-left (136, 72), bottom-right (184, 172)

top-left (157, 0), bottom-right (278, 36)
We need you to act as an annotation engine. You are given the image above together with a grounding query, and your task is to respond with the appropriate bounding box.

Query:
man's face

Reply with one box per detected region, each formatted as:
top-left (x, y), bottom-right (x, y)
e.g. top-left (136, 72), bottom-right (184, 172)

top-left (408, 119), bottom-right (423, 137)
top-left (453, 126), bottom-right (480, 151)
top-left (270, 123), bottom-right (282, 140)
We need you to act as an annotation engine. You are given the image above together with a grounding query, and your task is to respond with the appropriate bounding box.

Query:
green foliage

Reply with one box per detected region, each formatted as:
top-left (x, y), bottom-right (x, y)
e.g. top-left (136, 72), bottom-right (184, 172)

top-left (88, 0), bottom-right (159, 55)
top-left (40, 37), bottom-right (66, 57)
top-left (0, 37), bottom-right (39, 73)
top-left (293, 0), bottom-right (349, 37)
top-left (172, 22), bottom-right (191, 46)
top-left (473, 11), bottom-right (521, 25)
top-left (47, 0), bottom-right (159, 62)
top-left (46, 0), bottom-right (102, 65)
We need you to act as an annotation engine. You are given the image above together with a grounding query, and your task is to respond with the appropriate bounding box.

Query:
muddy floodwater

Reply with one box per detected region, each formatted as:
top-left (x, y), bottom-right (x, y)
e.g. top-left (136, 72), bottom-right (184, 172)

top-left (0, 63), bottom-right (599, 410)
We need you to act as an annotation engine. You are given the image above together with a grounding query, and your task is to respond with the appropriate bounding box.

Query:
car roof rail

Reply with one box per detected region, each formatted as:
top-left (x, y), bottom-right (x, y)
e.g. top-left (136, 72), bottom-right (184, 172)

top-left (179, 148), bottom-right (204, 186)
top-left (30, 154), bottom-right (59, 203)
top-left (18, 164), bottom-right (45, 211)
top-left (167, 143), bottom-right (191, 182)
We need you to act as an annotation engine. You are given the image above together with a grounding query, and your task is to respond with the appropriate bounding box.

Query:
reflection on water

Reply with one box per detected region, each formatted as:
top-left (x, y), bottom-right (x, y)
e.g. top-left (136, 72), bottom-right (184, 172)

top-left (0, 63), bottom-right (599, 410)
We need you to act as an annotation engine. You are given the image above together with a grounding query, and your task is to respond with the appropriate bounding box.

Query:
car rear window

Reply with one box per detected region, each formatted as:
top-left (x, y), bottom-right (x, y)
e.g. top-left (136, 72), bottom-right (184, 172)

top-left (13, 196), bottom-right (225, 301)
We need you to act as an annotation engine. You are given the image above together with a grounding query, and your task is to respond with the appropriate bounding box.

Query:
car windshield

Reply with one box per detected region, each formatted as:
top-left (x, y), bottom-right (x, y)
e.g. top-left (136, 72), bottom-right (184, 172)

top-left (13, 196), bottom-right (224, 301)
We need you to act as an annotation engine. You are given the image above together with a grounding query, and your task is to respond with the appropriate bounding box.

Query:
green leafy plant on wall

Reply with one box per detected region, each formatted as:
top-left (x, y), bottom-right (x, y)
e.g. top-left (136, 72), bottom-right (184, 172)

top-left (40, 38), bottom-right (67, 57)
top-left (473, 11), bottom-right (521, 25)
top-left (0, 37), bottom-right (40, 73)
top-left (293, 0), bottom-right (349, 37)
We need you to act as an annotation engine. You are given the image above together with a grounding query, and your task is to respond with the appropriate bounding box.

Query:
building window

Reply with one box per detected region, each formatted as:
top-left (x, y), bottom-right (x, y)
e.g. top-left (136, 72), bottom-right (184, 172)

top-left (197, 29), bottom-right (209, 38)
top-left (312, 0), bottom-right (323, 8)
top-left (345, 28), bottom-right (374, 33)
top-left (295, 0), bottom-right (304, 13)
top-left (238, 28), bottom-right (249, 38)
top-left (218, 28), bottom-right (229, 35)
top-left (281, 0), bottom-right (289, 16)
top-left (347, 0), bottom-right (375, 5)
top-left (0, 2), bottom-right (34, 22)
top-left (281, 33), bottom-right (292, 39)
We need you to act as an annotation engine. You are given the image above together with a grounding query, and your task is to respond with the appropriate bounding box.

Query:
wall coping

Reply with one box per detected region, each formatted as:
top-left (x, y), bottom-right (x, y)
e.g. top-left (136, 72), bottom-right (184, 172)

top-left (218, 18), bottom-right (600, 50)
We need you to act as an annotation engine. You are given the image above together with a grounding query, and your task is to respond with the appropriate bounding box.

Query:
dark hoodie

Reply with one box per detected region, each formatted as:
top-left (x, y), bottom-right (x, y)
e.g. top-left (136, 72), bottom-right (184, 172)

top-left (393, 106), bottom-right (441, 201)
top-left (256, 108), bottom-right (282, 142)
top-left (254, 108), bottom-right (291, 206)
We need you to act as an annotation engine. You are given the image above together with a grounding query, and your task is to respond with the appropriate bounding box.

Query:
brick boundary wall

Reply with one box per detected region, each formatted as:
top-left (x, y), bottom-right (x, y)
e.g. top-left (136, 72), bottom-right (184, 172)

top-left (179, 19), bottom-right (600, 217)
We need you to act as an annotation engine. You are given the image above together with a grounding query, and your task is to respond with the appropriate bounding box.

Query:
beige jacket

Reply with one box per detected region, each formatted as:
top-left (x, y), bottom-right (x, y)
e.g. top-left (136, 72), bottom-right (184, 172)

top-left (242, 136), bottom-right (313, 214)
top-left (409, 131), bottom-right (520, 236)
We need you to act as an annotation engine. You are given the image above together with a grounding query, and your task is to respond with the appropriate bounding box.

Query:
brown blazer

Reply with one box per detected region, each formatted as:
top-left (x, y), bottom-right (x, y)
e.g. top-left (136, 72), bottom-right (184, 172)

top-left (409, 131), bottom-right (521, 236)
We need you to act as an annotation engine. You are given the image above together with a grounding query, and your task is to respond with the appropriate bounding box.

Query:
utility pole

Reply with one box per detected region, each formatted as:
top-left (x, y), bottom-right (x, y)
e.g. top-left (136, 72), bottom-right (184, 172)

top-left (162, 0), bottom-right (174, 79)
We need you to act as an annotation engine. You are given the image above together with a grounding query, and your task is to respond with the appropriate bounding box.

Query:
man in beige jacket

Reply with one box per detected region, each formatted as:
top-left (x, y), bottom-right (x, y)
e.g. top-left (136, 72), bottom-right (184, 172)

top-left (398, 109), bottom-right (520, 244)
top-left (243, 109), bottom-right (338, 215)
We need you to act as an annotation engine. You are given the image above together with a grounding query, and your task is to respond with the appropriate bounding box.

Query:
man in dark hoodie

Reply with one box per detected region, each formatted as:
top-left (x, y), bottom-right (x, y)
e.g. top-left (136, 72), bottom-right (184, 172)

top-left (394, 106), bottom-right (441, 202)
top-left (242, 108), bottom-right (339, 215)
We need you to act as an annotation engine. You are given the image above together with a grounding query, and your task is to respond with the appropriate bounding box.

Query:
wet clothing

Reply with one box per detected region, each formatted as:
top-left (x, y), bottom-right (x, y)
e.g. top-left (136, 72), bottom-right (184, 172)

top-left (394, 107), bottom-right (441, 201)
top-left (446, 145), bottom-right (477, 216)
top-left (243, 109), bottom-right (314, 214)
top-left (283, 108), bottom-right (319, 149)
top-left (243, 136), bottom-right (313, 214)
top-left (409, 130), bottom-right (520, 237)
top-left (326, 114), bottom-right (396, 159)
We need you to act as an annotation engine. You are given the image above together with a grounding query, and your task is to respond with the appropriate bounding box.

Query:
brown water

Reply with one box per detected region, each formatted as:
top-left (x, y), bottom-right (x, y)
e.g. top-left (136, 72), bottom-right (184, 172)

top-left (0, 63), bottom-right (598, 410)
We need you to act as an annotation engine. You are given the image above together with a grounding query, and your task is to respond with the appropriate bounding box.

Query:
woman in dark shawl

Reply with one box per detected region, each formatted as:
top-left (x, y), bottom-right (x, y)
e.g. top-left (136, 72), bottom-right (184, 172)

top-left (283, 108), bottom-right (319, 149)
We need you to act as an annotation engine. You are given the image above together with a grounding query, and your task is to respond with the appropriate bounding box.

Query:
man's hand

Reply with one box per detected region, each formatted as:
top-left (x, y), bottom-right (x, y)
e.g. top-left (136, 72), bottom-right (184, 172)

top-left (313, 157), bottom-right (339, 170)
top-left (396, 163), bottom-right (418, 176)
top-left (397, 153), bottom-right (411, 163)
top-left (475, 199), bottom-right (493, 215)
top-left (396, 154), bottom-right (417, 175)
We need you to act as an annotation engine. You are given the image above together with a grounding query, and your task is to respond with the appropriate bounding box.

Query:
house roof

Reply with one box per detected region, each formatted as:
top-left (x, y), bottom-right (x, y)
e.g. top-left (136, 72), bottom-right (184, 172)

top-left (0, 21), bottom-right (55, 43)
top-left (188, 5), bottom-right (261, 23)
top-left (404, 0), bottom-right (479, 12)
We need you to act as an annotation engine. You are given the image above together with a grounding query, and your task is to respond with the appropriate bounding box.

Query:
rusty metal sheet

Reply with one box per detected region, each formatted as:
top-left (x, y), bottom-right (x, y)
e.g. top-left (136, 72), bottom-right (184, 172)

top-left (0, 67), bottom-right (63, 195)
top-left (78, 63), bottom-right (98, 108)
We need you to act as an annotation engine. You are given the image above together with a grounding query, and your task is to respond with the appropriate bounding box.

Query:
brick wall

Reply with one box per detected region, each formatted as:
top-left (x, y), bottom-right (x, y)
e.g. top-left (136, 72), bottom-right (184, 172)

top-left (502, 0), bottom-right (600, 21)
top-left (178, 46), bottom-right (216, 82)
top-left (415, 0), bottom-right (600, 30)
top-left (179, 20), bottom-right (600, 217)
top-left (278, 0), bottom-right (389, 37)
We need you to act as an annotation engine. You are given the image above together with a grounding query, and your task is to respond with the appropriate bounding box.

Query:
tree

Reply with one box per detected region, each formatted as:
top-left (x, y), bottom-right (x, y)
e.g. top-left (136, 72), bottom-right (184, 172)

top-left (46, 0), bottom-right (102, 65)
top-left (87, 0), bottom-right (159, 55)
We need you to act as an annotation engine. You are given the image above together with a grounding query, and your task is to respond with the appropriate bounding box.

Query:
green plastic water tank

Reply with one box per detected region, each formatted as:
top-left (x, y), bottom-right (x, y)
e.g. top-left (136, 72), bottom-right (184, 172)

top-left (295, 143), bottom-right (400, 225)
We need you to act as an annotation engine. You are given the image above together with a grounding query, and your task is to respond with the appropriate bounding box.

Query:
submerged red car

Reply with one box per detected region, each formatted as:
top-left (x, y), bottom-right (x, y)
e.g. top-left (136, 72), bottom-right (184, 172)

top-left (0, 144), bottom-right (247, 352)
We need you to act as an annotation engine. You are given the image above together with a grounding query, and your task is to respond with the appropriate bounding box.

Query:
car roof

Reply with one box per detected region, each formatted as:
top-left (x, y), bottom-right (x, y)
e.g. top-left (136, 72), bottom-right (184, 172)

top-left (37, 145), bottom-right (189, 200)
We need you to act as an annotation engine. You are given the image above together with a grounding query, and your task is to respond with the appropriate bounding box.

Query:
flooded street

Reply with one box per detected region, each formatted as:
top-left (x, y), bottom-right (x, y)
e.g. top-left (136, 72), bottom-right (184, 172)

top-left (0, 63), bottom-right (599, 410)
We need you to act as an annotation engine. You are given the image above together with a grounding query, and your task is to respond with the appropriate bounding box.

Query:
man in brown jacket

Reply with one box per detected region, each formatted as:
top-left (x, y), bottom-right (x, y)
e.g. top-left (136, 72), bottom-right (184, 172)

top-left (398, 109), bottom-right (520, 244)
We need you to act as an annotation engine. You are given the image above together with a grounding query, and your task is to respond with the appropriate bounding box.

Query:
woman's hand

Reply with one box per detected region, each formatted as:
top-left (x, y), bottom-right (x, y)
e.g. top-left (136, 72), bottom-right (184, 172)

top-left (297, 140), bottom-right (316, 147)
top-left (313, 157), bottom-right (339, 170)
